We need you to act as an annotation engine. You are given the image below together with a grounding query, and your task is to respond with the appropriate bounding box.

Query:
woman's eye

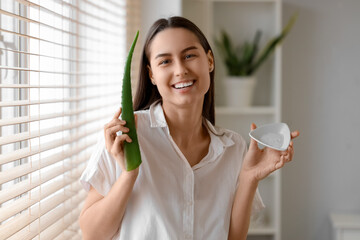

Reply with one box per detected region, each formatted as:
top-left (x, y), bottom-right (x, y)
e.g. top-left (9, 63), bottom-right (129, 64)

top-left (159, 59), bottom-right (170, 65)
top-left (185, 54), bottom-right (195, 59)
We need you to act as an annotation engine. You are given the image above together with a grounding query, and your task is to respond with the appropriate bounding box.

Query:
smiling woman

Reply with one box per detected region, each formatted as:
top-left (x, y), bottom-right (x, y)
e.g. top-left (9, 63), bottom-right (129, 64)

top-left (147, 27), bottom-right (213, 111)
top-left (0, 0), bottom-right (140, 239)
top-left (78, 16), bottom-right (299, 240)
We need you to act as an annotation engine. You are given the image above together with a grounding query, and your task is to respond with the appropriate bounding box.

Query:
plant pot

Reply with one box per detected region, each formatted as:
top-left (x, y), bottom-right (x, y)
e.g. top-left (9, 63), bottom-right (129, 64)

top-left (223, 76), bottom-right (257, 107)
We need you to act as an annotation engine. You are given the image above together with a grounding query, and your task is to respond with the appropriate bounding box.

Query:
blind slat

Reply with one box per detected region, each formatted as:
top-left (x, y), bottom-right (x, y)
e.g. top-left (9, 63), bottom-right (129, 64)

top-left (0, 47), bottom-right (122, 65)
top-left (0, 103), bottom-right (116, 127)
top-left (0, 66), bottom-right (122, 75)
top-left (0, 194), bottom-right (70, 239)
top-left (0, 28), bottom-right (85, 51)
top-left (0, 29), bottom-right (123, 57)
top-left (13, 0), bottom-right (125, 36)
top-left (14, 0), bottom-right (124, 29)
top-left (37, 193), bottom-right (85, 240)
top-left (0, 186), bottom-right (86, 240)
top-left (79, 0), bottom-right (125, 20)
top-left (0, 127), bottom-right (100, 166)
top-left (0, 143), bottom-right (93, 184)
top-left (0, 82), bottom-right (120, 89)
top-left (53, 215), bottom-right (82, 240)
top-left (7, 203), bottom-right (82, 240)
top-left (0, 157), bottom-right (86, 205)
top-left (0, 91), bottom-right (120, 107)
top-left (0, 113), bottom-right (108, 146)
top-left (0, 9), bottom-right (122, 46)
top-left (0, 169), bottom-right (87, 223)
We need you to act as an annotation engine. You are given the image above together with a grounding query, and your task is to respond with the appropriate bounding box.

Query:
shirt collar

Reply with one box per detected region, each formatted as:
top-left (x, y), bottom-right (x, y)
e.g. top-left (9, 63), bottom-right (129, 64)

top-left (149, 100), bottom-right (167, 128)
top-left (149, 100), bottom-right (234, 149)
top-left (204, 119), bottom-right (234, 148)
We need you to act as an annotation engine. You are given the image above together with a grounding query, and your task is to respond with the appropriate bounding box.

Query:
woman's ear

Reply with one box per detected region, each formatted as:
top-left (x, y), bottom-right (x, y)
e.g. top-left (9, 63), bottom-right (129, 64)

top-left (147, 65), bottom-right (156, 85)
top-left (207, 50), bottom-right (214, 72)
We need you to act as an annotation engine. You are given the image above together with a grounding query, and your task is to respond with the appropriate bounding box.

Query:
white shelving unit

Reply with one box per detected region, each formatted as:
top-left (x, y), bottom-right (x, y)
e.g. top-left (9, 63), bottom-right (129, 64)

top-left (182, 0), bottom-right (283, 239)
top-left (330, 214), bottom-right (360, 240)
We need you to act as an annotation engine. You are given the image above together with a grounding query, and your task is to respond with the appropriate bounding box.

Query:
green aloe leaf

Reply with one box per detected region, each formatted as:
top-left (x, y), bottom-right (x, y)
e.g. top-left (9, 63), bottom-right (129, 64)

top-left (121, 31), bottom-right (142, 171)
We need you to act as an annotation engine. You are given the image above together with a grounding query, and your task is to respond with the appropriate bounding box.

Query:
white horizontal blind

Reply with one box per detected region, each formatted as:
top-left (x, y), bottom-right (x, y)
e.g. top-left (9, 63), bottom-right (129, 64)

top-left (0, 0), bottom-right (140, 239)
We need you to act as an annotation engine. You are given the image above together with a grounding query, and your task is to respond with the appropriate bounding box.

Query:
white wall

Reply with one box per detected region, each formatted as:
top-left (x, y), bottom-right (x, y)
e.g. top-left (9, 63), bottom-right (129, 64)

top-left (140, 0), bottom-right (182, 38)
top-left (282, 0), bottom-right (360, 239)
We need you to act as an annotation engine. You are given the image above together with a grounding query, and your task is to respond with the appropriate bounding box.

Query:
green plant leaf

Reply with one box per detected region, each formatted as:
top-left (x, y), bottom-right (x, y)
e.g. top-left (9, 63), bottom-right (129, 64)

top-left (249, 13), bottom-right (298, 75)
top-left (121, 31), bottom-right (142, 171)
top-left (215, 12), bottom-right (297, 77)
top-left (246, 30), bottom-right (262, 75)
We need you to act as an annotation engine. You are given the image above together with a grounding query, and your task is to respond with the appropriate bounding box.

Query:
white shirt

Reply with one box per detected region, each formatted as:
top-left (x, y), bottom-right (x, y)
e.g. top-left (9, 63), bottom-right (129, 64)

top-left (80, 101), bottom-right (265, 240)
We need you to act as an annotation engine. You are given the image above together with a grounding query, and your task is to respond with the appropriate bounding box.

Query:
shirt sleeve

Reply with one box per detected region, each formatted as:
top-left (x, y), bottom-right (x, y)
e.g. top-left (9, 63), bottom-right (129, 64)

top-left (79, 135), bottom-right (120, 197)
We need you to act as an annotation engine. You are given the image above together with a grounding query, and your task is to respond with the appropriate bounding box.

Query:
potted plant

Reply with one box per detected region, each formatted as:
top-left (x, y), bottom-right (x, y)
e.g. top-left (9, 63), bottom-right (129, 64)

top-left (215, 13), bottom-right (297, 107)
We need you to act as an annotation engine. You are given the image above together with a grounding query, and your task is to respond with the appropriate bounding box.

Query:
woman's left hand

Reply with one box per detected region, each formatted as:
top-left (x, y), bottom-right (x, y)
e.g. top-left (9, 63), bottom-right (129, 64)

top-left (241, 123), bottom-right (300, 182)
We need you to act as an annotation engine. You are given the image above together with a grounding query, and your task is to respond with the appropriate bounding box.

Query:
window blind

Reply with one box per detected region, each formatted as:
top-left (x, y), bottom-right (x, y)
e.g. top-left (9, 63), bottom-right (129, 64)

top-left (0, 0), bottom-right (141, 239)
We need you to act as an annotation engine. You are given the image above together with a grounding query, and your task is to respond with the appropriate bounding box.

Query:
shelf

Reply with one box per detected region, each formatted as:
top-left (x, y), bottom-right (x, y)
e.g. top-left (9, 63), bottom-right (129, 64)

top-left (248, 226), bottom-right (277, 235)
top-left (211, 0), bottom-right (279, 3)
top-left (215, 106), bottom-right (275, 115)
top-left (190, 0), bottom-right (279, 3)
top-left (330, 213), bottom-right (360, 229)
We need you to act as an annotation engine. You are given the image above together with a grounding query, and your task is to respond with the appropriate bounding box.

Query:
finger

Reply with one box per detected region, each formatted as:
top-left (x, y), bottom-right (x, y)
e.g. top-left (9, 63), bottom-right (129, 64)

top-left (288, 141), bottom-right (294, 152)
top-left (112, 136), bottom-right (125, 156)
top-left (112, 134), bottom-right (132, 155)
top-left (135, 114), bottom-right (138, 129)
top-left (284, 153), bottom-right (291, 162)
top-left (287, 140), bottom-right (294, 152)
top-left (291, 130), bottom-right (300, 139)
top-left (249, 123), bottom-right (259, 150)
top-left (275, 155), bottom-right (285, 170)
top-left (106, 125), bottom-right (129, 136)
top-left (289, 144), bottom-right (294, 160)
top-left (113, 107), bottom-right (122, 119)
top-left (104, 118), bottom-right (126, 129)
top-left (279, 147), bottom-right (289, 155)
top-left (116, 134), bottom-right (132, 144)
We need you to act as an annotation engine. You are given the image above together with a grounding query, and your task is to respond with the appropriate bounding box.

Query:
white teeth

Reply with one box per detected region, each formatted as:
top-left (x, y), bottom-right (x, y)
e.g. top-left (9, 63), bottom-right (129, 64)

top-left (174, 81), bottom-right (194, 89)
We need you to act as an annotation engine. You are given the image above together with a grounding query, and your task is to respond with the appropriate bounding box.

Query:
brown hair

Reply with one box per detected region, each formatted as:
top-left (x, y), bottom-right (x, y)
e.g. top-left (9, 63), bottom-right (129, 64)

top-left (133, 16), bottom-right (216, 125)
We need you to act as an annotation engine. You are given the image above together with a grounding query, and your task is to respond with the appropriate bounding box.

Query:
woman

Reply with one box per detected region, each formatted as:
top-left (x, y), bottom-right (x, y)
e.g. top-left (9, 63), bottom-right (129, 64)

top-left (79, 16), bottom-right (299, 240)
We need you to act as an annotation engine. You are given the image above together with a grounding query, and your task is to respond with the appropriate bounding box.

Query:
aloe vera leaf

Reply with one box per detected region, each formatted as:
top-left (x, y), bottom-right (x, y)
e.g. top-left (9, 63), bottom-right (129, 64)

top-left (250, 13), bottom-right (298, 75)
top-left (242, 42), bottom-right (254, 73)
top-left (121, 31), bottom-right (142, 171)
top-left (246, 30), bottom-right (262, 75)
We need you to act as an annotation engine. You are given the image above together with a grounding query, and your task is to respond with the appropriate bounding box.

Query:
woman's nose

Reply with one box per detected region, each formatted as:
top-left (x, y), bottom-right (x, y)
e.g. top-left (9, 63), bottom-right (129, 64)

top-left (174, 60), bottom-right (188, 76)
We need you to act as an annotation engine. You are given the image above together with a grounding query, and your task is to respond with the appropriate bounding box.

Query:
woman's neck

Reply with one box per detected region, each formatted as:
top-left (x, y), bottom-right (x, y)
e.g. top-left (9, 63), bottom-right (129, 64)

top-left (162, 102), bottom-right (207, 148)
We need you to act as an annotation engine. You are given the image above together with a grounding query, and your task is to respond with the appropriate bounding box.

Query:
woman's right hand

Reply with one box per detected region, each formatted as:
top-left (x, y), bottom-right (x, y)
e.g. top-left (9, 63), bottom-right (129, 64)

top-left (104, 107), bottom-right (136, 173)
top-left (81, 107), bottom-right (139, 239)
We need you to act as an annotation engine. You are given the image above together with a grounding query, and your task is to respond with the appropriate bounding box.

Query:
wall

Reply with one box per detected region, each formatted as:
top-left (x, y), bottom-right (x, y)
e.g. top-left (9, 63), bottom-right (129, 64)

top-left (140, 0), bottom-right (182, 39)
top-left (282, 0), bottom-right (360, 239)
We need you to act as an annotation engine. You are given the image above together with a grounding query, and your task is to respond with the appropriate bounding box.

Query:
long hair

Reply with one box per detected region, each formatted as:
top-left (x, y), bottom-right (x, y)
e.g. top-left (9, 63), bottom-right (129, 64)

top-left (133, 16), bottom-right (216, 125)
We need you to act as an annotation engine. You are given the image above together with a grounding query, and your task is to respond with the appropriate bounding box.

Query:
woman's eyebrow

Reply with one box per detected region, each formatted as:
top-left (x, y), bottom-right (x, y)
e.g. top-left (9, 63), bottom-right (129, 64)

top-left (154, 53), bottom-right (171, 59)
top-left (181, 46), bottom-right (198, 53)
top-left (154, 46), bottom-right (198, 59)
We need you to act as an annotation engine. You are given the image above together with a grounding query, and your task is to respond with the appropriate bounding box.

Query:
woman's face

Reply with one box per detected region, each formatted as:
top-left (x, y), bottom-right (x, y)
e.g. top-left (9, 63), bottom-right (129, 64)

top-left (147, 27), bottom-right (214, 109)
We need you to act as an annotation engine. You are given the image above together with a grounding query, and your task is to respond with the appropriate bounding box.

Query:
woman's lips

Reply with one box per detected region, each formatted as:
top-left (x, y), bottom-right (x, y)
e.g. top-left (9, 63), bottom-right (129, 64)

top-left (172, 80), bottom-right (195, 89)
